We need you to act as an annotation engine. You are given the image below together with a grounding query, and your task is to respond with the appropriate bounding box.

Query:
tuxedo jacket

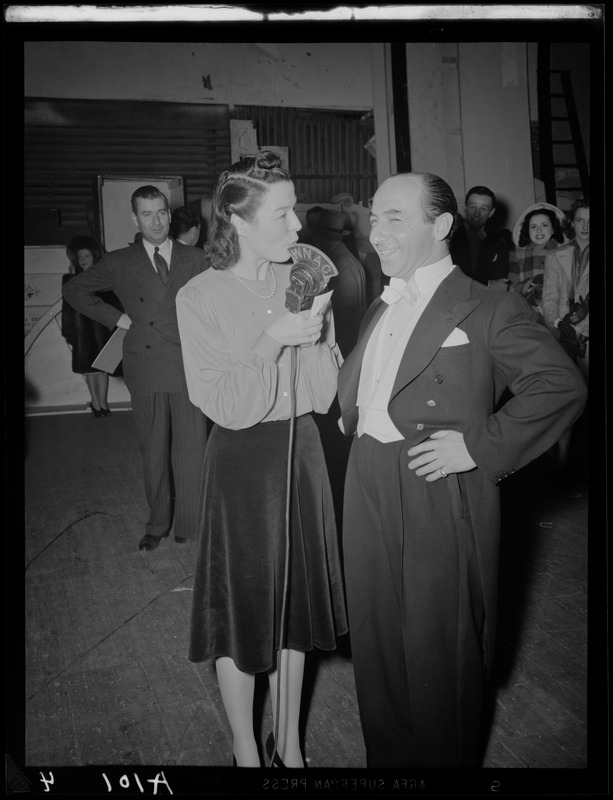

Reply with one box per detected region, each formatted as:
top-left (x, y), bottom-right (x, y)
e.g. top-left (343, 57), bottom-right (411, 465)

top-left (338, 265), bottom-right (587, 665)
top-left (62, 240), bottom-right (208, 393)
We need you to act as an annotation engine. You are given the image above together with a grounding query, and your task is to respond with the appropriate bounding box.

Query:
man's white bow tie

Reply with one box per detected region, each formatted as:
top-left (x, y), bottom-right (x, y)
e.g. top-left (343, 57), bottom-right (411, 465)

top-left (381, 276), bottom-right (419, 305)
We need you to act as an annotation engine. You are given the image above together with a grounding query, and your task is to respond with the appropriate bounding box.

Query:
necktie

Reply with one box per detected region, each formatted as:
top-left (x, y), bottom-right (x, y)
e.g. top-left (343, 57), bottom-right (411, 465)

top-left (154, 246), bottom-right (169, 286)
top-left (380, 276), bottom-right (419, 305)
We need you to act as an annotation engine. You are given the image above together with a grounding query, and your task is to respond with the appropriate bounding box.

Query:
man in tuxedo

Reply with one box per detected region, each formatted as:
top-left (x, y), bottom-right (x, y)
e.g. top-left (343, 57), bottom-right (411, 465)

top-left (337, 172), bottom-right (586, 767)
top-left (450, 184), bottom-right (511, 287)
top-left (63, 185), bottom-right (208, 551)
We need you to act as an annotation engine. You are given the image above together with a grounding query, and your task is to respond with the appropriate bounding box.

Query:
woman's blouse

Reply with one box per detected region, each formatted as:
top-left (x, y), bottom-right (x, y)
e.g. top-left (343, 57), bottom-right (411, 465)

top-left (176, 262), bottom-right (342, 430)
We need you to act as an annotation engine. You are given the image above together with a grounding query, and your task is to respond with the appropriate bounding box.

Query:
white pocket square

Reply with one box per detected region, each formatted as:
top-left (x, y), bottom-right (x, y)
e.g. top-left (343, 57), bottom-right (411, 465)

top-left (441, 327), bottom-right (470, 347)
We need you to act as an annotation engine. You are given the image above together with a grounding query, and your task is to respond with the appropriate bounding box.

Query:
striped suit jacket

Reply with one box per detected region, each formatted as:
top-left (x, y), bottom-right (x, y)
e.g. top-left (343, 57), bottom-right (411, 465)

top-left (62, 240), bottom-right (208, 393)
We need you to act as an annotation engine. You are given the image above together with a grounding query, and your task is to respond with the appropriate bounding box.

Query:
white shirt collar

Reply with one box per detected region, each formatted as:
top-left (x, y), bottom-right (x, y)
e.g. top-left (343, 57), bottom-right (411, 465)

top-left (143, 237), bottom-right (171, 260)
top-left (385, 255), bottom-right (453, 297)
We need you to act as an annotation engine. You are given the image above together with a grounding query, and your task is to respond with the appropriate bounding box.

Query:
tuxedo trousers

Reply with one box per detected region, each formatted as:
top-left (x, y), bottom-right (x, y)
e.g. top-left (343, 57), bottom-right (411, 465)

top-left (342, 433), bottom-right (485, 767)
top-left (131, 390), bottom-right (207, 539)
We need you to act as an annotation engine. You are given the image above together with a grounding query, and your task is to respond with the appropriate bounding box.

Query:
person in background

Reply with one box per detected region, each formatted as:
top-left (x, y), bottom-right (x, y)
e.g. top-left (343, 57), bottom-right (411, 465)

top-left (188, 196), bottom-right (212, 248)
top-left (314, 208), bottom-right (367, 358)
top-left (61, 235), bottom-right (122, 417)
top-left (297, 204), bottom-right (324, 247)
top-left (508, 202), bottom-right (567, 316)
top-left (542, 198), bottom-right (590, 376)
top-left (176, 151), bottom-right (347, 769)
top-left (450, 185), bottom-right (512, 288)
top-left (170, 205), bottom-right (202, 247)
top-left (337, 171), bottom-right (587, 768)
top-left (541, 198), bottom-right (589, 474)
top-left (63, 186), bottom-right (209, 552)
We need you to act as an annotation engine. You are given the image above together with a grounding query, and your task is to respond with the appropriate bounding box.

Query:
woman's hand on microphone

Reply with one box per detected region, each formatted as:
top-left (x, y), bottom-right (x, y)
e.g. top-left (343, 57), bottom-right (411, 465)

top-left (266, 310), bottom-right (323, 347)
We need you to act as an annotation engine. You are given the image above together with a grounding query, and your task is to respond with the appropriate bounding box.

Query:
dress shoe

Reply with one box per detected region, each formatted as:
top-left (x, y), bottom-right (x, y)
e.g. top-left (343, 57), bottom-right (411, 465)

top-left (89, 403), bottom-right (104, 418)
top-left (138, 533), bottom-right (165, 551)
top-left (100, 407), bottom-right (112, 417)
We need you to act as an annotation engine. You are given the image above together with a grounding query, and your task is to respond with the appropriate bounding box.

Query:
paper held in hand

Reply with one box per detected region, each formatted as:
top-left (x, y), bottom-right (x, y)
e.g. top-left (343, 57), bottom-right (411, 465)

top-left (310, 290), bottom-right (333, 317)
top-left (92, 328), bottom-right (126, 373)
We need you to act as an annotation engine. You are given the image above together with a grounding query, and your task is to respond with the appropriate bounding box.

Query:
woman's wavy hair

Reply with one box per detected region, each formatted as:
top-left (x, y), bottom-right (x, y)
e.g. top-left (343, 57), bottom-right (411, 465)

top-left (566, 197), bottom-right (590, 240)
top-left (66, 235), bottom-right (104, 274)
top-left (518, 208), bottom-right (565, 247)
top-left (206, 150), bottom-right (292, 269)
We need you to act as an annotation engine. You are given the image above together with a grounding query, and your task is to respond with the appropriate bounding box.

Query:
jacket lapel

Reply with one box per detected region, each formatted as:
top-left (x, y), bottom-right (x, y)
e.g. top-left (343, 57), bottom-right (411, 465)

top-left (390, 268), bottom-right (479, 400)
top-left (131, 243), bottom-right (166, 304)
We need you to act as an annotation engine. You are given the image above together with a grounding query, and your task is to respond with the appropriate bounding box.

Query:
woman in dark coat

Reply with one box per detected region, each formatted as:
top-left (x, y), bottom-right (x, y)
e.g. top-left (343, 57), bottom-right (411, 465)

top-left (61, 235), bottom-right (122, 416)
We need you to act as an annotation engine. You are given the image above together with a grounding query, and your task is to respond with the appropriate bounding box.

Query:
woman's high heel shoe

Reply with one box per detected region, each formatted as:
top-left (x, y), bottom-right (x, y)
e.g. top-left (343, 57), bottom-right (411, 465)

top-left (89, 404), bottom-right (104, 418)
top-left (100, 406), bottom-right (112, 417)
top-left (266, 732), bottom-right (308, 768)
top-left (266, 732), bottom-right (286, 768)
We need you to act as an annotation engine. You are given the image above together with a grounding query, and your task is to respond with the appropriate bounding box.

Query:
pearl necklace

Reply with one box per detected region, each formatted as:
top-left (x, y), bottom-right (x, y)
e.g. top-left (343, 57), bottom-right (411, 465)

top-left (231, 265), bottom-right (277, 299)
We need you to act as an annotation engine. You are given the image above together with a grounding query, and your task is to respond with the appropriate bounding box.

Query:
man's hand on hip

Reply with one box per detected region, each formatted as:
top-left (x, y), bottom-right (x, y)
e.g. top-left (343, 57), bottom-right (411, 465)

top-left (407, 430), bottom-right (476, 482)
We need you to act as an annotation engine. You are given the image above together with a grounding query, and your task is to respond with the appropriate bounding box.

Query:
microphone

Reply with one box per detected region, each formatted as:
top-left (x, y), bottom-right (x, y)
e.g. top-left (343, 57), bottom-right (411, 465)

top-left (285, 243), bottom-right (338, 313)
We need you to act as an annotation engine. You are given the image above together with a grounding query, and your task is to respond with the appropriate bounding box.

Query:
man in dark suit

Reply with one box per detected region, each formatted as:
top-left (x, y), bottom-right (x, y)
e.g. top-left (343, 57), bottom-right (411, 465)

top-left (450, 184), bottom-right (511, 287)
top-left (337, 172), bottom-right (586, 767)
top-left (63, 185), bottom-right (208, 551)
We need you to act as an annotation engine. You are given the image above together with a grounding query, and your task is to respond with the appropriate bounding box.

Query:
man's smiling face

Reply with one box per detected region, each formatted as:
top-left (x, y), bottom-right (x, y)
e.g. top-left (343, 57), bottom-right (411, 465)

top-left (369, 175), bottom-right (442, 280)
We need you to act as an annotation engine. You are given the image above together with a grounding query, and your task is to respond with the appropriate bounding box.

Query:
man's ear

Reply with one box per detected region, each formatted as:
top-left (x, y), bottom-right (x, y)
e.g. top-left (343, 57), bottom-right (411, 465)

top-left (131, 212), bottom-right (138, 228)
top-left (434, 212), bottom-right (454, 241)
top-left (488, 206), bottom-right (496, 220)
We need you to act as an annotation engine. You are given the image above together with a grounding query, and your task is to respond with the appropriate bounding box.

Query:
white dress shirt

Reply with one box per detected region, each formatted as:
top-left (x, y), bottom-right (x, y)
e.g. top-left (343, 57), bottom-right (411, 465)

top-left (356, 255), bottom-right (455, 442)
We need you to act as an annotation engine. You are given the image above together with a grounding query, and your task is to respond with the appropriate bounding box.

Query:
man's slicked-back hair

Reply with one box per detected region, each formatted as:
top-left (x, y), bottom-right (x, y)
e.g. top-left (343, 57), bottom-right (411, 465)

top-left (131, 185), bottom-right (169, 213)
top-left (405, 172), bottom-right (459, 241)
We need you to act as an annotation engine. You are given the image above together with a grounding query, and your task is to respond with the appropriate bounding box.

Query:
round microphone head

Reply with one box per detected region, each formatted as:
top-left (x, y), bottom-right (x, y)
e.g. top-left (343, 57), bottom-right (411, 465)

top-left (287, 243), bottom-right (338, 279)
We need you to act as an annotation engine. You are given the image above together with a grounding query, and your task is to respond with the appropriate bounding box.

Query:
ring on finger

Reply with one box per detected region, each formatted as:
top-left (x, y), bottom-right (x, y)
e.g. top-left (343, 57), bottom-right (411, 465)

top-left (440, 468), bottom-right (448, 478)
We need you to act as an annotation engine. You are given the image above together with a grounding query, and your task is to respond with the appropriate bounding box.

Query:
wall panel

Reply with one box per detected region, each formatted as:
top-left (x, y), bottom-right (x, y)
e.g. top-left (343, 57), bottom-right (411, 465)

top-left (25, 98), bottom-right (231, 243)
top-left (233, 105), bottom-right (377, 205)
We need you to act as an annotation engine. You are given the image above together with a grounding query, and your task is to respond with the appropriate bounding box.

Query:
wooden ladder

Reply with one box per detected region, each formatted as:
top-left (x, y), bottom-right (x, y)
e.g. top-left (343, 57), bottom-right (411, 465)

top-left (537, 45), bottom-right (589, 205)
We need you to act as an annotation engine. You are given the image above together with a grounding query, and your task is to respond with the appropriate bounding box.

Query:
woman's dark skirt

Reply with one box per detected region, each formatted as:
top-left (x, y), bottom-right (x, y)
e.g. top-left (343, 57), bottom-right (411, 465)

top-left (188, 414), bottom-right (348, 674)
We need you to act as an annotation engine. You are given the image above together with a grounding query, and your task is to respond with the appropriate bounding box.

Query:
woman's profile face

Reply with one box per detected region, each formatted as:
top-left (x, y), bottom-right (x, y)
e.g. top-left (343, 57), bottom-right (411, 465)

top-left (572, 207), bottom-right (589, 246)
top-left (77, 248), bottom-right (95, 270)
top-left (238, 181), bottom-right (302, 264)
top-left (527, 213), bottom-right (553, 246)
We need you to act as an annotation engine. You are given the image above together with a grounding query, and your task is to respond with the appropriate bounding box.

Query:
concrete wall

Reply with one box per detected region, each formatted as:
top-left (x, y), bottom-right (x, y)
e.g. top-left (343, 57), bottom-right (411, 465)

top-left (24, 41), bottom-right (373, 110)
top-left (405, 42), bottom-right (535, 229)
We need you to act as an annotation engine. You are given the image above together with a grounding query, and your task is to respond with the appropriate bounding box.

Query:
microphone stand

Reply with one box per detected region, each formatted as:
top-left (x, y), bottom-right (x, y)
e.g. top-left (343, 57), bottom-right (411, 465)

top-left (271, 343), bottom-right (297, 767)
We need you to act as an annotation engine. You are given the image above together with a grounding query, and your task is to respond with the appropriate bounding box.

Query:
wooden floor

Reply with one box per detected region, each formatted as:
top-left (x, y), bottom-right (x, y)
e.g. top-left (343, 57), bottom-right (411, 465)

top-left (16, 407), bottom-right (605, 794)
